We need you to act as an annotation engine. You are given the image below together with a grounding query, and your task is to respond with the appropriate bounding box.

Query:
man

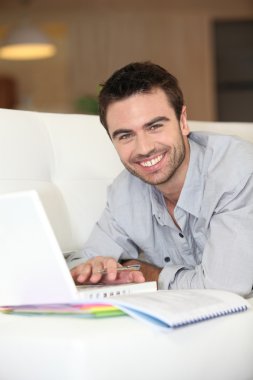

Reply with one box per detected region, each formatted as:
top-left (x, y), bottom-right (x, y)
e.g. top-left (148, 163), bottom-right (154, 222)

top-left (70, 61), bottom-right (253, 295)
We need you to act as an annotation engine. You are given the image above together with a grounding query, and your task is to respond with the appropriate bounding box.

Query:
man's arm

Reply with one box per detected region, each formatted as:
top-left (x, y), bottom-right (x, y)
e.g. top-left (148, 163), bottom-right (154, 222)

top-left (67, 201), bottom-right (143, 284)
top-left (162, 177), bottom-right (253, 296)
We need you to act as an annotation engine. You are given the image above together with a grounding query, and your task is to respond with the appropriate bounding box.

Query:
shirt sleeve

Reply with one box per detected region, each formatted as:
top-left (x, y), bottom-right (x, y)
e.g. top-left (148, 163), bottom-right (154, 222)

top-left (163, 174), bottom-right (253, 296)
top-left (66, 202), bottom-right (140, 270)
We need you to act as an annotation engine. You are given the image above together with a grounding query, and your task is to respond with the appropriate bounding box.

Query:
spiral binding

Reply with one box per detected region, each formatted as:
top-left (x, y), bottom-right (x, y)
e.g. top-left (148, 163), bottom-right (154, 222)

top-left (171, 305), bottom-right (248, 328)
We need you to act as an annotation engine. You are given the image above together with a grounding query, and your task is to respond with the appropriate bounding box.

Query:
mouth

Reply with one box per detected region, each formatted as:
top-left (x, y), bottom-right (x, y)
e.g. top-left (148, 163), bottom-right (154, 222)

top-left (138, 153), bottom-right (166, 169)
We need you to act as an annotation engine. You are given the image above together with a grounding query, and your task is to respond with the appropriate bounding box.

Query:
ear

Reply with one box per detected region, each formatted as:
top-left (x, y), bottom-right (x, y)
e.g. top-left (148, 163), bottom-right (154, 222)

top-left (180, 106), bottom-right (190, 136)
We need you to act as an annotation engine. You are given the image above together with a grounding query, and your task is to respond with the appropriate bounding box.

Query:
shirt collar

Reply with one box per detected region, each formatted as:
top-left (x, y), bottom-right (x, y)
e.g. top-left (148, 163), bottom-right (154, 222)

top-left (150, 184), bottom-right (165, 215)
top-left (150, 135), bottom-right (206, 220)
top-left (176, 136), bottom-right (206, 217)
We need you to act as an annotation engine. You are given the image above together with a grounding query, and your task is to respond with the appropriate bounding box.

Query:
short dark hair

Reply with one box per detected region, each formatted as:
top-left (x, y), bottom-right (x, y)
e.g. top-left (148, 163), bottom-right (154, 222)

top-left (99, 61), bottom-right (184, 131)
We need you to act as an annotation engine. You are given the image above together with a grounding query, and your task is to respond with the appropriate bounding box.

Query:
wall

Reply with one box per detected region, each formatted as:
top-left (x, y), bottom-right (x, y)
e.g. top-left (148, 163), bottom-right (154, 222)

top-left (0, 0), bottom-right (252, 120)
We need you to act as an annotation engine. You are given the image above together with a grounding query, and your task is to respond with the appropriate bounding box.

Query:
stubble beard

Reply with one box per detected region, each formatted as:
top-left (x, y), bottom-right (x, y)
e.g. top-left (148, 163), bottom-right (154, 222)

top-left (122, 133), bottom-right (186, 186)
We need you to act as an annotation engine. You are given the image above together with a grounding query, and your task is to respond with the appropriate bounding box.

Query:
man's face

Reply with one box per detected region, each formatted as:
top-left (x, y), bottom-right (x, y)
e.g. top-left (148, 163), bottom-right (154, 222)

top-left (106, 88), bottom-right (190, 186)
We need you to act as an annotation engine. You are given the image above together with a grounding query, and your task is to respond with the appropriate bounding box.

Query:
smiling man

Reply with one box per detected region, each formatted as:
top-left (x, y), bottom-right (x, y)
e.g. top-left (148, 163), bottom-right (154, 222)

top-left (69, 62), bottom-right (253, 296)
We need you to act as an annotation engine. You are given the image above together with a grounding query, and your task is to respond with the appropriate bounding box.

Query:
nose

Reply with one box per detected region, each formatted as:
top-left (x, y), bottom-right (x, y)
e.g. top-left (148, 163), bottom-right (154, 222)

top-left (134, 133), bottom-right (155, 156)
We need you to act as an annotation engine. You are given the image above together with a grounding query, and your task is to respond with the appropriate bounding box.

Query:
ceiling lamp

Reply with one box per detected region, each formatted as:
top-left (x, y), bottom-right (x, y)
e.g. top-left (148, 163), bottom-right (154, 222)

top-left (0, 24), bottom-right (57, 61)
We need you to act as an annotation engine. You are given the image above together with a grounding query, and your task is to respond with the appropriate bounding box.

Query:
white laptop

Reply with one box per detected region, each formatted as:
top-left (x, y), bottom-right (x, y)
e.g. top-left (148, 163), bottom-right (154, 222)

top-left (0, 191), bottom-right (156, 306)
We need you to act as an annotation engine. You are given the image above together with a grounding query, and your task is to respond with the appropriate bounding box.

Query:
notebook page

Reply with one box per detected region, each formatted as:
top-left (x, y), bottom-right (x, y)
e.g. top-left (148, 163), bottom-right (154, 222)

top-left (109, 289), bottom-right (250, 328)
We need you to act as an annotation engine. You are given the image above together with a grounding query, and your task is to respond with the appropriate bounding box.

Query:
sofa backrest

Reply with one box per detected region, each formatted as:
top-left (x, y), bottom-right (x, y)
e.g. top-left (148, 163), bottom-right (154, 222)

top-left (0, 109), bottom-right (123, 255)
top-left (0, 108), bottom-right (253, 255)
top-left (189, 120), bottom-right (253, 143)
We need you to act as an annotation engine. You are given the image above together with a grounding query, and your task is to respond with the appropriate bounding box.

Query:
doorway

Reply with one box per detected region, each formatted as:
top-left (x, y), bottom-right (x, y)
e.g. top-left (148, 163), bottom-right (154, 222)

top-left (214, 20), bottom-right (253, 122)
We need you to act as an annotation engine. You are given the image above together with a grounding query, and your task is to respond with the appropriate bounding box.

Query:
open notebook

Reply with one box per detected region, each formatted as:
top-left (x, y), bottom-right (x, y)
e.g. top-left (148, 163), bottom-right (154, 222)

top-left (105, 288), bottom-right (250, 329)
top-left (0, 191), bottom-right (156, 306)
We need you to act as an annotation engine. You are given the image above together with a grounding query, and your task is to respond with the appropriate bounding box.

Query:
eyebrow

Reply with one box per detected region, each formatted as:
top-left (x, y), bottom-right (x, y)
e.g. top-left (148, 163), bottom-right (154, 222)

top-left (111, 116), bottom-right (170, 140)
top-left (144, 116), bottom-right (170, 127)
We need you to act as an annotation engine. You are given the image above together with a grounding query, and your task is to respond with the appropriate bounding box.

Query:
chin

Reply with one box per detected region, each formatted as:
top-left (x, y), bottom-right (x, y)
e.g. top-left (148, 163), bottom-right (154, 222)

top-left (133, 172), bottom-right (170, 186)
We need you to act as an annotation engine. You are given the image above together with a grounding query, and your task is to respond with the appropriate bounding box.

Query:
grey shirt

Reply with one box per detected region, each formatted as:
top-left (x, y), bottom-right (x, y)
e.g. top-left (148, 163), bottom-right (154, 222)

top-left (68, 132), bottom-right (253, 296)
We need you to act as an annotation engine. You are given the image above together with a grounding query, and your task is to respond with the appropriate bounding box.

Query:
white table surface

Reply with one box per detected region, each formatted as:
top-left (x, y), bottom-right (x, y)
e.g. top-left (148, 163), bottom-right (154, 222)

top-left (0, 297), bottom-right (253, 380)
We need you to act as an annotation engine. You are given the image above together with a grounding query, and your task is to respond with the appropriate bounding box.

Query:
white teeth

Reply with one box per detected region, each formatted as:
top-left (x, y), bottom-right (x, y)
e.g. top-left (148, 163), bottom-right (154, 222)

top-left (140, 154), bottom-right (163, 167)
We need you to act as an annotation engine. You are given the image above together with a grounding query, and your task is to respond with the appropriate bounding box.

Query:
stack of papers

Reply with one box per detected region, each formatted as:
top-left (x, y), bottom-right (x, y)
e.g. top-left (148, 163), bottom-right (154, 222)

top-left (0, 303), bottom-right (126, 318)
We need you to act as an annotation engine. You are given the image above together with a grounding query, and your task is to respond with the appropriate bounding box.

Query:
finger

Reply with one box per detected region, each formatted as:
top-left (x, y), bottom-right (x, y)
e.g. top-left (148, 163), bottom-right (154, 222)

top-left (116, 270), bottom-right (145, 283)
top-left (75, 264), bottom-right (92, 284)
top-left (103, 258), bottom-right (119, 281)
top-left (88, 260), bottom-right (107, 283)
top-left (105, 270), bottom-right (145, 284)
top-left (70, 264), bottom-right (85, 280)
top-left (129, 270), bottom-right (145, 283)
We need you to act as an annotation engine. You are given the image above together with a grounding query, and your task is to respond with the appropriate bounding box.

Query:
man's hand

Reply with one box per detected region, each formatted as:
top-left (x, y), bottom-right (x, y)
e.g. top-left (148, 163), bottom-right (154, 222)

top-left (71, 256), bottom-right (145, 285)
top-left (121, 259), bottom-right (162, 283)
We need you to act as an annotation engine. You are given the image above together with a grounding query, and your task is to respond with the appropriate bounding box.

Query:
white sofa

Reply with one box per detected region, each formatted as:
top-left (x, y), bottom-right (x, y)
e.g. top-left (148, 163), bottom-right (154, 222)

top-left (0, 108), bottom-right (252, 380)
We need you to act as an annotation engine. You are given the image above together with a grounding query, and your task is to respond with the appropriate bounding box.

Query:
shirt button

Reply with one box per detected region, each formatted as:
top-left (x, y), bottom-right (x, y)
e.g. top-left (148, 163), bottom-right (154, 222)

top-left (179, 232), bottom-right (184, 238)
top-left (164, 257), bottom-right (170, 263)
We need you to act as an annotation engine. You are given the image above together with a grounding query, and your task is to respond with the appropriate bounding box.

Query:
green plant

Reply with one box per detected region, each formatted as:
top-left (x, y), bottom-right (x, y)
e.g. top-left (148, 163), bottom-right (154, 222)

top-left (75, 95), bottom-right (99, 115)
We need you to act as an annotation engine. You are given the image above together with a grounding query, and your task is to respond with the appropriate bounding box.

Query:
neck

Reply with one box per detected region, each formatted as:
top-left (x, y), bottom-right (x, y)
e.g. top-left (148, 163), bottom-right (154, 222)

top-left (156, 138), bottom-right (190, 205)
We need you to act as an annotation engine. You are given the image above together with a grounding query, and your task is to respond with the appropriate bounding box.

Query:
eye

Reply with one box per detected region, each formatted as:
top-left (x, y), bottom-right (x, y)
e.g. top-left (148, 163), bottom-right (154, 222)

top-left (149, 123), bottom-right (162, 131)
top-left (118, 132), bottom-right (133, 140)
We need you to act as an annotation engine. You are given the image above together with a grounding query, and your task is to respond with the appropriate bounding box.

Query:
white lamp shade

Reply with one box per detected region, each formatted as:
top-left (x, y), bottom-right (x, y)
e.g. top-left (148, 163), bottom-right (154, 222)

top-left (0, 25), bottom-right (57, 60)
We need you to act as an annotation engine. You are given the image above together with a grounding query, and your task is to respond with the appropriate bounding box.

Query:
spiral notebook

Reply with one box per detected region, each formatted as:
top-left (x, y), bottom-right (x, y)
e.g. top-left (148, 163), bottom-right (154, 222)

top-left (105, 289), bottom-right (250, 329)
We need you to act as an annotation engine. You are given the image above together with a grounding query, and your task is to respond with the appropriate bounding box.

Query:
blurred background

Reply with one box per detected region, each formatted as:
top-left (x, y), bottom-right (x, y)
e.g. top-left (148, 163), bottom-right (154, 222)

top-left (0, 0), bottom-right (252, 121)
